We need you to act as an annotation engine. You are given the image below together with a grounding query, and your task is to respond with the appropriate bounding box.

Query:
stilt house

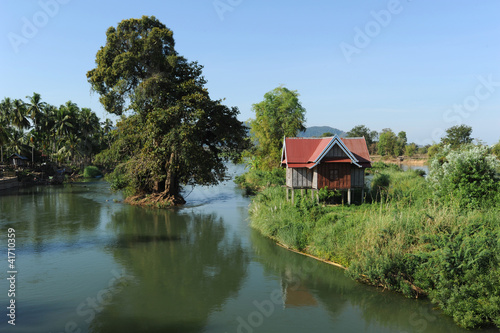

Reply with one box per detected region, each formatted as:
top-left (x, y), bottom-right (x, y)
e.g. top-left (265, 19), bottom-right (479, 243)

top-left (281, 135), bottom-right (371, 204)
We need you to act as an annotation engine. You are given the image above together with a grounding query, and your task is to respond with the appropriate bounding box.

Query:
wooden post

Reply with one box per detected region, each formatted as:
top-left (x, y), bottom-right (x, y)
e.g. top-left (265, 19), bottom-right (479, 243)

top-left (311, 189), bottom-right (314, 201)
top-left (291, 188), bottom-right (295, 204)
top-left (301, 189), bottom-right (304, 197)
top-left (286, 187), bottom-right (289, 201)
top-left (361, 188), bottom-right (365, 204)
top-left (348, 188), bottom-right (352, 205)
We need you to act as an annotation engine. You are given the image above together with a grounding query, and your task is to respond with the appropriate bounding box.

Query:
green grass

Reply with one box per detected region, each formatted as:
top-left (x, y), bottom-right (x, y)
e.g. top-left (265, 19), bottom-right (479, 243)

top-left (248, 165), bottom-right (500, 329)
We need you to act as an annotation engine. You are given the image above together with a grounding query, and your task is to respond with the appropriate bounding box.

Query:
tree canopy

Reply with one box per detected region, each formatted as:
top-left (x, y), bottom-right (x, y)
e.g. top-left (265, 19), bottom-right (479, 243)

top-left (0, 94), bottom-right (104, 166)
top-left (441, 125), bottom-right (473, 148)
top-left (88, 16), bottom-right (247, 205)
top-left (346, 125), bottom-right (378, 146)
top-left (248, 86), bottom-right (306, 170)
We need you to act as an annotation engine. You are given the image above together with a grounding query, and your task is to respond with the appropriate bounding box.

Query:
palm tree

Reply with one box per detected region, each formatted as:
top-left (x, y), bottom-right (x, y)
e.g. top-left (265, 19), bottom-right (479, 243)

top-left (0, 122), bottom-right (11, 164)
top-left (11, 99), bottom-right (31, 131)
top-left (78, 108), bottom-right (100, 166)
top-left (0, 98), bottom-right (14, 163)
top-left (7, 129), bottom-right (27, 156)
top-left (25, 92), bottom-right (46, 132)
top-left (0, 98), bottom-right (13, 122)
top-left (25, 93), bottom-right (46, 165)
top-left (102, 118), bottom-right (114, 148)
top-left (55, 105), bottom-right (75, 137)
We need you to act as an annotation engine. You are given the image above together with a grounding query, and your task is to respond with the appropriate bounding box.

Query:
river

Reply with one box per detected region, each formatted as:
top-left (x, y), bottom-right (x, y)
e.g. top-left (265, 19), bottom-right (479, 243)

top-left (0, 164), bottom-right (497, 333)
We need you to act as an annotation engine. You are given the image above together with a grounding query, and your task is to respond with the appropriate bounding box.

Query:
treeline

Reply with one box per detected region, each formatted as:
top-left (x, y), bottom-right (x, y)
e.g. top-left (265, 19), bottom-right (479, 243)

top-left (0, 93), bottom-right (112, 168)
top-left (241, 85), bottom-right (500, 171)
top-left (342, 124), bottom-right (500, 158)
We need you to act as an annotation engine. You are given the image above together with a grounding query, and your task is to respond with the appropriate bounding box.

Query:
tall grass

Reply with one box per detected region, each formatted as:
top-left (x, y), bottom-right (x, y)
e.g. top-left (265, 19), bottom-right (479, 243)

top-left (249, 166), bottom-right (500, 329)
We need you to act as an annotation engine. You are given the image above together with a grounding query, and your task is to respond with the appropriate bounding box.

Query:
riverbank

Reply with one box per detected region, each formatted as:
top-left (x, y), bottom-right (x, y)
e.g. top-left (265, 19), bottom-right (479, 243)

top-left (246, 164), bottom-right (500, 329)
top-left (370, 154), bottom-right (428, 166)
top-left (0, 177), bottom-right (20, 190)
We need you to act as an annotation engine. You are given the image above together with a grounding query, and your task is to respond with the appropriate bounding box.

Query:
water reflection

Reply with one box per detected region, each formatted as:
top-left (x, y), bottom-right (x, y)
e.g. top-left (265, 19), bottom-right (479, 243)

top-left (90, 206), bottom-right (249, 333)
top-left (250, 230), bottom-right (477, 333)
top-left (0, 185), bottom-right (102, 253)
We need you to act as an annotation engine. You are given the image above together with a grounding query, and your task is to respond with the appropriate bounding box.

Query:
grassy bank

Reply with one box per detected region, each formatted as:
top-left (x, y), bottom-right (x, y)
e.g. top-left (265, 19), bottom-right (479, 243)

top-left (246, 164), bottom-right (500, 329)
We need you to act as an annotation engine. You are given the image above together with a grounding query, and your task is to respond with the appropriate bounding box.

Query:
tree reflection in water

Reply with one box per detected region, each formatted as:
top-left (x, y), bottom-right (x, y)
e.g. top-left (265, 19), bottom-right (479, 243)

top-left (91, 206), bottom-right (249, 333)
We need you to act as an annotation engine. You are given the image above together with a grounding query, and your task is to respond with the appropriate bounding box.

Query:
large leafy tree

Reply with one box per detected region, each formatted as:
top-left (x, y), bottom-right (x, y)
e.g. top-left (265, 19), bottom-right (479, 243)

top-left (346, 124), bottom-right (378, 155)
top-left (441, 125), bottom-right (473, 148)
top-left (87, 16), bottom-right (246, 205)
top-left (346, 125), bottom-right (378, 146)
top-left (394, 131), bottom-right (407, 156)
top-left (377, 128), bottom-right (397, 156)
top-left (248, 86), bottom-right (306, 170)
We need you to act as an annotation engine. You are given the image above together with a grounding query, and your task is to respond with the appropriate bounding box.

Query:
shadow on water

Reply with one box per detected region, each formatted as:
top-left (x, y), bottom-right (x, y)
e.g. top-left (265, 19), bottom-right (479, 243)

top-left (89, 205), bottom-right (250, 333)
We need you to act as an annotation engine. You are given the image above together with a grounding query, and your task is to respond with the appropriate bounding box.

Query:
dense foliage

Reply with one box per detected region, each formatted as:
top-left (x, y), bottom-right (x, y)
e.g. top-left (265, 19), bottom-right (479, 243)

top-left (246, 86), bottom-right (306, 171)
top-left (234, 168), bottom-right (285, 194)
top-left (0, 93), bottom-right (108, 168)
top-left (441, 124), bottom-right (473, 148)
top-left (429, 145), bottom-right (500, 209)
top-left (248, 150), bottom-right (500, 329)
top-left (83, 165), bottom-right (103, 178)
top-left (88, 16), bottom-right (247, 205)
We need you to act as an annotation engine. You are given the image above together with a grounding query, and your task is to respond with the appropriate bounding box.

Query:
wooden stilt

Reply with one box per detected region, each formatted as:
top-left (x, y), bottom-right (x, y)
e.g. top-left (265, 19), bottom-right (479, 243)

top-left (361, 188), bottom-right (365, 204)
top-left (286, 187), bottom-right (289, 201)
top-left (348, 188), bottom-right (352, 205)
top-left (291, 188), bottom-right (295, 204)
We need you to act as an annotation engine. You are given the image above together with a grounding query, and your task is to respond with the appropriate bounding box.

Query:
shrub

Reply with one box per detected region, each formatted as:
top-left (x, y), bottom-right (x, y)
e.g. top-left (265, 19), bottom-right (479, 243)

top-left (234, 168), bottom-right (285, 194)
top-left (429, 145), bottom-right (499, 209)
top-left (83, 165), bottom-right (102, 178)
top-left (370, 172), bottom-right (390, 201)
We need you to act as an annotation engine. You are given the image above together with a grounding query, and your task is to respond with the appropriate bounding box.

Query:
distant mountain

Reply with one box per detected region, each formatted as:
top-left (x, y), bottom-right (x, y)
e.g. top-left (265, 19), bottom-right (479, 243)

top-left (299, 126), bottom-right (346, 138)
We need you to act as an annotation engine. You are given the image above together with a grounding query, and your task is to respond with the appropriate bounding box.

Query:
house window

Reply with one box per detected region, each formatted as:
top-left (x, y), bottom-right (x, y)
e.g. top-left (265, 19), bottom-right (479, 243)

top-left (329, 169), bottom-right (339, 180)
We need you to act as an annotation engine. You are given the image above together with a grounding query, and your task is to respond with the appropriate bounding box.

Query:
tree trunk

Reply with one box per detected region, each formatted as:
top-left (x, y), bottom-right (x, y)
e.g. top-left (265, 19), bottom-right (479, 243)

top-left (164, 152), bottom-right (179, 195)
top-left (164, 152), bottom-right (185, 205)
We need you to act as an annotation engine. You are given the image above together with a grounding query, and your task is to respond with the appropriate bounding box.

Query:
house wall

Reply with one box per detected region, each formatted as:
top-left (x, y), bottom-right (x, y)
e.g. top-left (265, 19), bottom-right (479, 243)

top-left (316, 163), bottom-right (351, 190)
top-left (287, 167), bottom-right (313, 188)
top-left (351, 168), bottom-right (365, 188)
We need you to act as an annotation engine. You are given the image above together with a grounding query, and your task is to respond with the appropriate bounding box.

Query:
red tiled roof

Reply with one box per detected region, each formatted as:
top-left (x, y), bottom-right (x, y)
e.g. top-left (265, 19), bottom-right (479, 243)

top-left (282, 136), bottom-right (371, 168)
top-left (341, 137), bottom-right (371, 164)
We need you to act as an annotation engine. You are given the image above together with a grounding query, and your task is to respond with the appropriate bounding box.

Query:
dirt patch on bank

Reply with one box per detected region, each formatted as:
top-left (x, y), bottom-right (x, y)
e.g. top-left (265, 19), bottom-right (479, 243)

top-left (370, 155), bottom-right (428, 166)
top-left (124, 192), bottom-right (186, 208)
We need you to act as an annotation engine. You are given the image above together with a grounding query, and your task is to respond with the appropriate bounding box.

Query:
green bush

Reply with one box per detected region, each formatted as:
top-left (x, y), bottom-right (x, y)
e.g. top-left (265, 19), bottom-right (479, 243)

top-left (83, 166), bottom-right (102, 178)
top-left (234, 168), bottom-right (285, 194)
top-left (429, 145), bottom-right (499, 209)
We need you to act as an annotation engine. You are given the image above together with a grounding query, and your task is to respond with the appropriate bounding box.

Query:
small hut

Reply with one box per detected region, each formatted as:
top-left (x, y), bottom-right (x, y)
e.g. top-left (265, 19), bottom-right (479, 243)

top-left (9, 153), bottom-right (28, 167)
top-left (281, 135), bottom-right (371, 204)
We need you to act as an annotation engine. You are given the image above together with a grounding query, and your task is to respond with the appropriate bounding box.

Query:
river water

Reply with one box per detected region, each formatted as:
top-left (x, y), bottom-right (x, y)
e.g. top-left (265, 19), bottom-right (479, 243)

top-left (0, 164), bottom-right (497, 333)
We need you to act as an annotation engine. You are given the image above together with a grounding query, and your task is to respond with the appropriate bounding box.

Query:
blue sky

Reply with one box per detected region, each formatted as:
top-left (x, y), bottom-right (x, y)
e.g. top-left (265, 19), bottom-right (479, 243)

top-left (1, 0), bottom-right (499, 145)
